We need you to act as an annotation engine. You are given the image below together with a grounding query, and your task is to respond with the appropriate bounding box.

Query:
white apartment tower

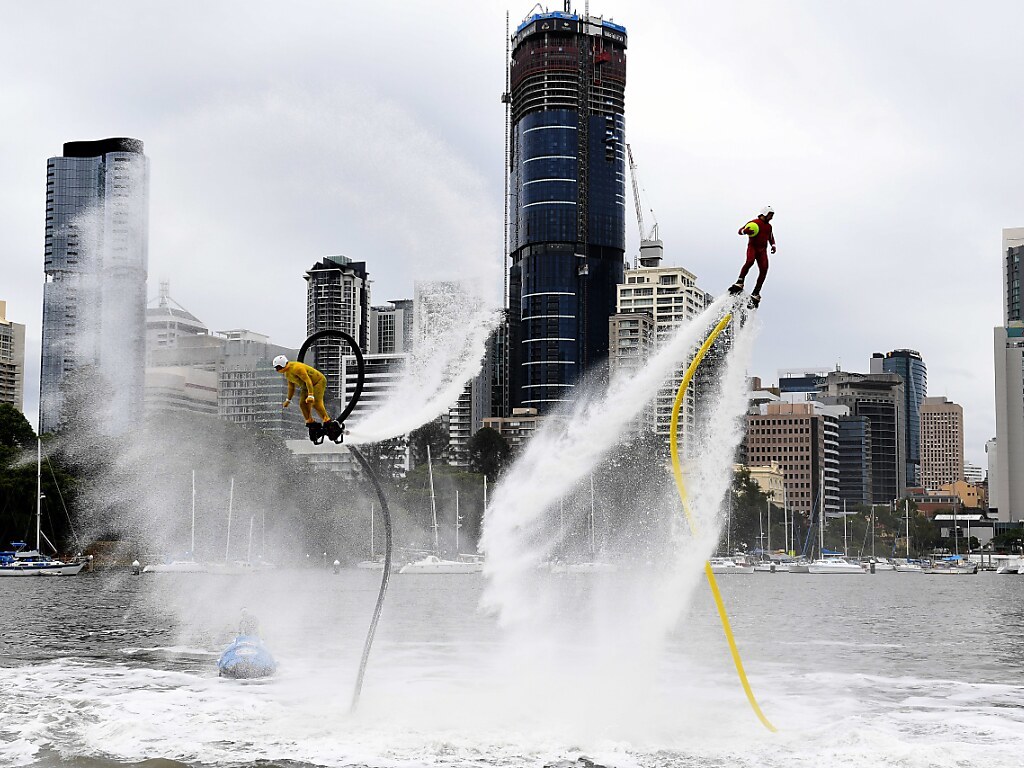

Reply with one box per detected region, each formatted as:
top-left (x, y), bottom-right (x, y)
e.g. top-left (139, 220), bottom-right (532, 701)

top-left (614, 259), bottom-right (713, 439)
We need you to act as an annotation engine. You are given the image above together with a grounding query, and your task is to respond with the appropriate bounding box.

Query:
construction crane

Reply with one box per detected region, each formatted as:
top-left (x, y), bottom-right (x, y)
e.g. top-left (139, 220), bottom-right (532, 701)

top-left (626, 143), bottom-right (662, 268)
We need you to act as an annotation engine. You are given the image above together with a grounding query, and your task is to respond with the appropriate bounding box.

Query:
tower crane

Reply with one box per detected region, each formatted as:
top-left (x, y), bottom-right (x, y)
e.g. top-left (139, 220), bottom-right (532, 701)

top-left (626, 143), bottom-right (662, 268)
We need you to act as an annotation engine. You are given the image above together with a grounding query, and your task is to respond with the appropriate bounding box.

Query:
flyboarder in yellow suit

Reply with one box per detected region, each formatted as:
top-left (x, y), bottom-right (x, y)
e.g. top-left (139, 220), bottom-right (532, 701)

top-left (273, 355), bottom-right (331, 426)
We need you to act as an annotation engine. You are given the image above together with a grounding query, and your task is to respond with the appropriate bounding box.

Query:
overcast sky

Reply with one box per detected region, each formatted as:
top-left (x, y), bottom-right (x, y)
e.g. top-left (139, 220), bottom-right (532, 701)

top-left (2, 0), bottom-right (1020, 467)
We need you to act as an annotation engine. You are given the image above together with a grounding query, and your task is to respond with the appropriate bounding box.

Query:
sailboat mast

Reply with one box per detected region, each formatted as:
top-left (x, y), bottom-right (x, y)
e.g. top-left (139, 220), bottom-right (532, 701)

top-left (225, 477), bottom-right (234, 562)
top-left (427, 445), bottom-right (438, 551)
top-left (36, 439), bottom-right (42, 552)
top-left (589, 475), bottom-right (596, 557)
top-left (783, 485), bottom-right (789, 554)
top-left (247, 516), bottom-right (254, 564)
top-left (905, 499), bottom-right (910, 557)
top-left (766, 499), bottom-right (771, 555)
top-left (843, 499), bottom-right (848, 556)
top-left (191, 469), bottom-right (196, 557)
top-left (455, 489), bottom-right (461, 554)
top-left (370, 503), bottom-right (375, 559)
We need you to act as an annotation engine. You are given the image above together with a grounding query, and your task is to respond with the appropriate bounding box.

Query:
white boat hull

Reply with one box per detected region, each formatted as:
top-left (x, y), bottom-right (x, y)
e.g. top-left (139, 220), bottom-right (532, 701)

top-left (808, 558), bottom-right (865, 574)
top-left (0, 561), bottom-right (85, 576)
top-left (143, 561), bottom-right (207, 573)
top-left (398, 556), bottom-right (482, 574)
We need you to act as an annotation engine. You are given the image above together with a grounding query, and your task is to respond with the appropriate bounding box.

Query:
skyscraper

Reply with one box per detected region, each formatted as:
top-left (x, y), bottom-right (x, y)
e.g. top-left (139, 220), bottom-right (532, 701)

top-left (507, 5), bottom-right (628, 413)
top-left (919, 396), bottom-right (964, 489)
top-left (0, 301), bottom-right (26, 412)
top-left (305, 256), bottom-right (369, 404)
top-left (40, 138), bottom-right (149, 434)
top-left (873, 349), bottom-right (927, 487)
top-left (992, 228), bottom-right (1024, 522)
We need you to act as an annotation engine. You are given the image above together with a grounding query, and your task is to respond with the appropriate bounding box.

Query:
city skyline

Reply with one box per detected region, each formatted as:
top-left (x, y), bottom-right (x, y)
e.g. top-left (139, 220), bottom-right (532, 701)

top-left (2, 1), bottom-right (1020, 465)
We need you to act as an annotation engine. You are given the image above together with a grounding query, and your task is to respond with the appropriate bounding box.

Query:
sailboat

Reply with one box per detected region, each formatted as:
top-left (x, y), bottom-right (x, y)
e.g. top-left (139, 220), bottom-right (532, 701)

top-left (356, 503), bottom-right (385, 570)
top-left (399, 446), bottom-right (481, 574)
top-left (208, 478), bottom-right (253, 574)
top-left (0, 440), bottom-right (85, 577)
top-left (556, 475), bottom-right (617, 573)
top-left (144, 470), bottom-right (207, 573)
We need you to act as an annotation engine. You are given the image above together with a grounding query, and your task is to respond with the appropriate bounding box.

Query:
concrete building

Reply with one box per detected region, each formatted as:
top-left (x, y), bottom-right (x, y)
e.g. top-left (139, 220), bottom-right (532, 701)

top-left (40, 138), bottom-right (149, 434)
top-left (919, 396), bottom-right (964, 490)
top-left (608, 311), bottom-right (656, 430)
top-left (745, 461), bottom-right (786, 503)
top-left (615, 262), bottom-right (713, 439)
top-left (305, 256), bottom-right (370, 403)
top-left (218, 330), bottom-right (302, 437)
top-left (144, 367), bottom-right (218, 417)
top-left (0, 301), bottom-right (26, 412)
top-left (368, 299), bottom-right (413, 355)
top-left (818, 370), bottom-right (906, 504)
top-left (745, 401), bottom-right (846, 517)
top-left (992, 323), bottom-right (1024, 522)
top-left (482, 407), bottom-right (544, 452)
top-left (145, 281), bottom-right (208, 361)
top-left (964, 460), bottom-right (984, 485)
top-left (838, 414), bottom-right (872, 507)
top-left (874, 349), bottom-right (927, 487)
top-left (507, 8), bottom-right (628, 413)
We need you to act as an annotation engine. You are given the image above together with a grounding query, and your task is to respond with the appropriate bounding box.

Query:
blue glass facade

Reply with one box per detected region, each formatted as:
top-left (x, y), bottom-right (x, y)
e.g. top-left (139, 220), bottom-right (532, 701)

top-left (507, 11), bottom-right (627, 413)
top-left (881, 349), bottom-right (927, 488)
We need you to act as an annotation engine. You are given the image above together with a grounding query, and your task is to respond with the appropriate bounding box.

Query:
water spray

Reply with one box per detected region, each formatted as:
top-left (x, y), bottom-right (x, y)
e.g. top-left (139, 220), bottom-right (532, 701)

top-left (296, 330), bottom-right (393, 712)
top-left (669, 312), bottom-right (776, 733)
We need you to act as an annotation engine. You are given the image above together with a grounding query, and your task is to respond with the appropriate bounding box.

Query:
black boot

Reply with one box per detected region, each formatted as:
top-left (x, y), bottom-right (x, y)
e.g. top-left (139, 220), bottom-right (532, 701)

top-left (728, 280), bottom-right (744, 295)
top-left (749, 293), bottom-right (761, 309)
top-left (307, 421), bottom-right (325, 445)
top-left (323, 419), bottom-right (344, 444)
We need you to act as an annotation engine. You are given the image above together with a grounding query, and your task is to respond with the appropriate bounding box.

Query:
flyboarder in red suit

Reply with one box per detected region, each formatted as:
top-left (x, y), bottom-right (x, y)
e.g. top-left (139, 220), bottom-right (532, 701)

top-left (729, 206), bottom-right (775, 308)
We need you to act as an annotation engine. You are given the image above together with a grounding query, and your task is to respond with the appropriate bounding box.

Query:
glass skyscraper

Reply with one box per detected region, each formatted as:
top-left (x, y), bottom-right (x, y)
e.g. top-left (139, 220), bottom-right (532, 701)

top-left (876, 349), bottom-right (927, 488)
top-left (507, 6), bottom-right (628, 412)
top-left (40, 138), bottom-right (149, 434)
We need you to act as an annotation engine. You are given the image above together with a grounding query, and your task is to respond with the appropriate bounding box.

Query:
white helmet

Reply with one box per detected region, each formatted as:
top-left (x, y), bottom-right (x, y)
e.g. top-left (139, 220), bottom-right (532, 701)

top-left (760, 205), bottom-right (774, 216)
top-left (272, 355), bottom-right (288, 369)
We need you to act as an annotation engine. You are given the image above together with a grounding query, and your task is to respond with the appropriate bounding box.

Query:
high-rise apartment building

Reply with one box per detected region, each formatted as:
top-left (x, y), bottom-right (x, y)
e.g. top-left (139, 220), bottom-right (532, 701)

top-left (40, 138), bottom-right (149, 434)
top-left (873, 349), bottom-right (927, 487)
top-left (992, 227), bottom-right (1024, 522)
top-left (305, 256), bottom-right (369, 405)
top-left (368, 299), bottom-right (413, 355)
top-left (819, 371), bottom-right (906, 503)
top-left (507, 6), bottom-right (628, 413)
top-left (0, 301), bottom-right (26, 412)
top-left (919, 396), bottom-right (964, 489)
top-left (745, 401), bottom-right (845, 517)
top-left (837, 414), bottom-right (872, 506)
top-left (613, 261), bottom-right (712, 438)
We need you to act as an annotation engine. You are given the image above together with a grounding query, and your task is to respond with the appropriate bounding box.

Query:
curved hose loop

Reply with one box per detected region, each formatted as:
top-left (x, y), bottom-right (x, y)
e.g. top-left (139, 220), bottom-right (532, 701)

top-left (669, 312), bottom-right (777, 733)
top-left (296, 330), bottom-right (390, 713)
top-left (297, 329), bottom-right (365, 424)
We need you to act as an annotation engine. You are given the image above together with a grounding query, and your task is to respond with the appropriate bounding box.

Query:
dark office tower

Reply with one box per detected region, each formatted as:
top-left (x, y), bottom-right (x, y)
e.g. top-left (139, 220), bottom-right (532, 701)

top-left (40, 138), bottom-right (149, 434)
top-left (305, 256), bottom-right (369, 404)
top-left (874, 349), bottom-right (927, 487)
top-left (507, 5), bottom-right (628, 412)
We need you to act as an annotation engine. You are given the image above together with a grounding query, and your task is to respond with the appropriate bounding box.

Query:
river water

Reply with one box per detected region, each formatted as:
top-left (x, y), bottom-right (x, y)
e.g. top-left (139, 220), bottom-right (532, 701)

top-left (1, 568), bottom-right (1022, 768)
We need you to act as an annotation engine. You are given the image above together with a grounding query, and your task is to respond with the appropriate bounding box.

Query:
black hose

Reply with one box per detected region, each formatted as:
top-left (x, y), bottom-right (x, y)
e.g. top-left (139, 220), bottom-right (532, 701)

top-left (347, 445), bottom-right (393, 711)
top-left (296, 330), bottom-right (391, 712)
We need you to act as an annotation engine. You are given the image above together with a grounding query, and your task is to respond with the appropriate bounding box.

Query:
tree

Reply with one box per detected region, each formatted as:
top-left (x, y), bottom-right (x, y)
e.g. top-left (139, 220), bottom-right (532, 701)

top-left (466, 427), bottom-right (510, 481)
top-left (0, 404), bottom-right (35, 451)
top-left (408, 419), bottom-right (448, 468)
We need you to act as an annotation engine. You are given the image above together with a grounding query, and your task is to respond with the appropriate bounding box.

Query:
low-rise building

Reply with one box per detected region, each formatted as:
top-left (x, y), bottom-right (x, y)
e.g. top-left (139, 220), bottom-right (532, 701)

top-left (482, 407), bottom-right (543, 452)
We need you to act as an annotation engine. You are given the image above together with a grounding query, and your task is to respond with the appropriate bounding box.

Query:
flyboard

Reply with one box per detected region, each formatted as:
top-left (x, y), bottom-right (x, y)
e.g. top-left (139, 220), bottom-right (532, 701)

top-left (217, 635), bottom-right (277, 679)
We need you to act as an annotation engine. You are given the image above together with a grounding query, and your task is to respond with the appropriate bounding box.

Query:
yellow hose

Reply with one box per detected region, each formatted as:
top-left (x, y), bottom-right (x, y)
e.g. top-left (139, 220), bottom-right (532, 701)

top-left (669, 313), bottom-right (777, 733)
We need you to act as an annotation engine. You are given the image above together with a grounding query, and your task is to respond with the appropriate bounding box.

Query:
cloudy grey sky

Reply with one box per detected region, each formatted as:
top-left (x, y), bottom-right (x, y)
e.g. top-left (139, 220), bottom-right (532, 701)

top-left (2, 0), bottom-right (1019, 466)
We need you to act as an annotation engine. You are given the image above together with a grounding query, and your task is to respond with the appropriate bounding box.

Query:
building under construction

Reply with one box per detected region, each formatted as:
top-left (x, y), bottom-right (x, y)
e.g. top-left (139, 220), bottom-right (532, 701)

top-left (506, 3), bottom-right (628, 413)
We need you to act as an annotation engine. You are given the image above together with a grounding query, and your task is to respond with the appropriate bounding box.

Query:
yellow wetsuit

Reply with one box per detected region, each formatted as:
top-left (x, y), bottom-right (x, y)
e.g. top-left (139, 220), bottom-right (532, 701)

top-left (278, 361), bottom-right (330, 423)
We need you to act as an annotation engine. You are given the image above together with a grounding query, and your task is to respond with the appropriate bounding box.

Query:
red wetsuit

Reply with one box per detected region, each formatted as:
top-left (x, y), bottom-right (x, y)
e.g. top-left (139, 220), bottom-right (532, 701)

top-left (738, 216), bottom-right (775, 295)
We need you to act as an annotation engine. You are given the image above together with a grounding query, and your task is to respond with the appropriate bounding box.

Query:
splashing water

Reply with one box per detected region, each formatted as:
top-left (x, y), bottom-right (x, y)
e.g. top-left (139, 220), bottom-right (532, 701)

top-left (346, 281), bottom-right (501, 445)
